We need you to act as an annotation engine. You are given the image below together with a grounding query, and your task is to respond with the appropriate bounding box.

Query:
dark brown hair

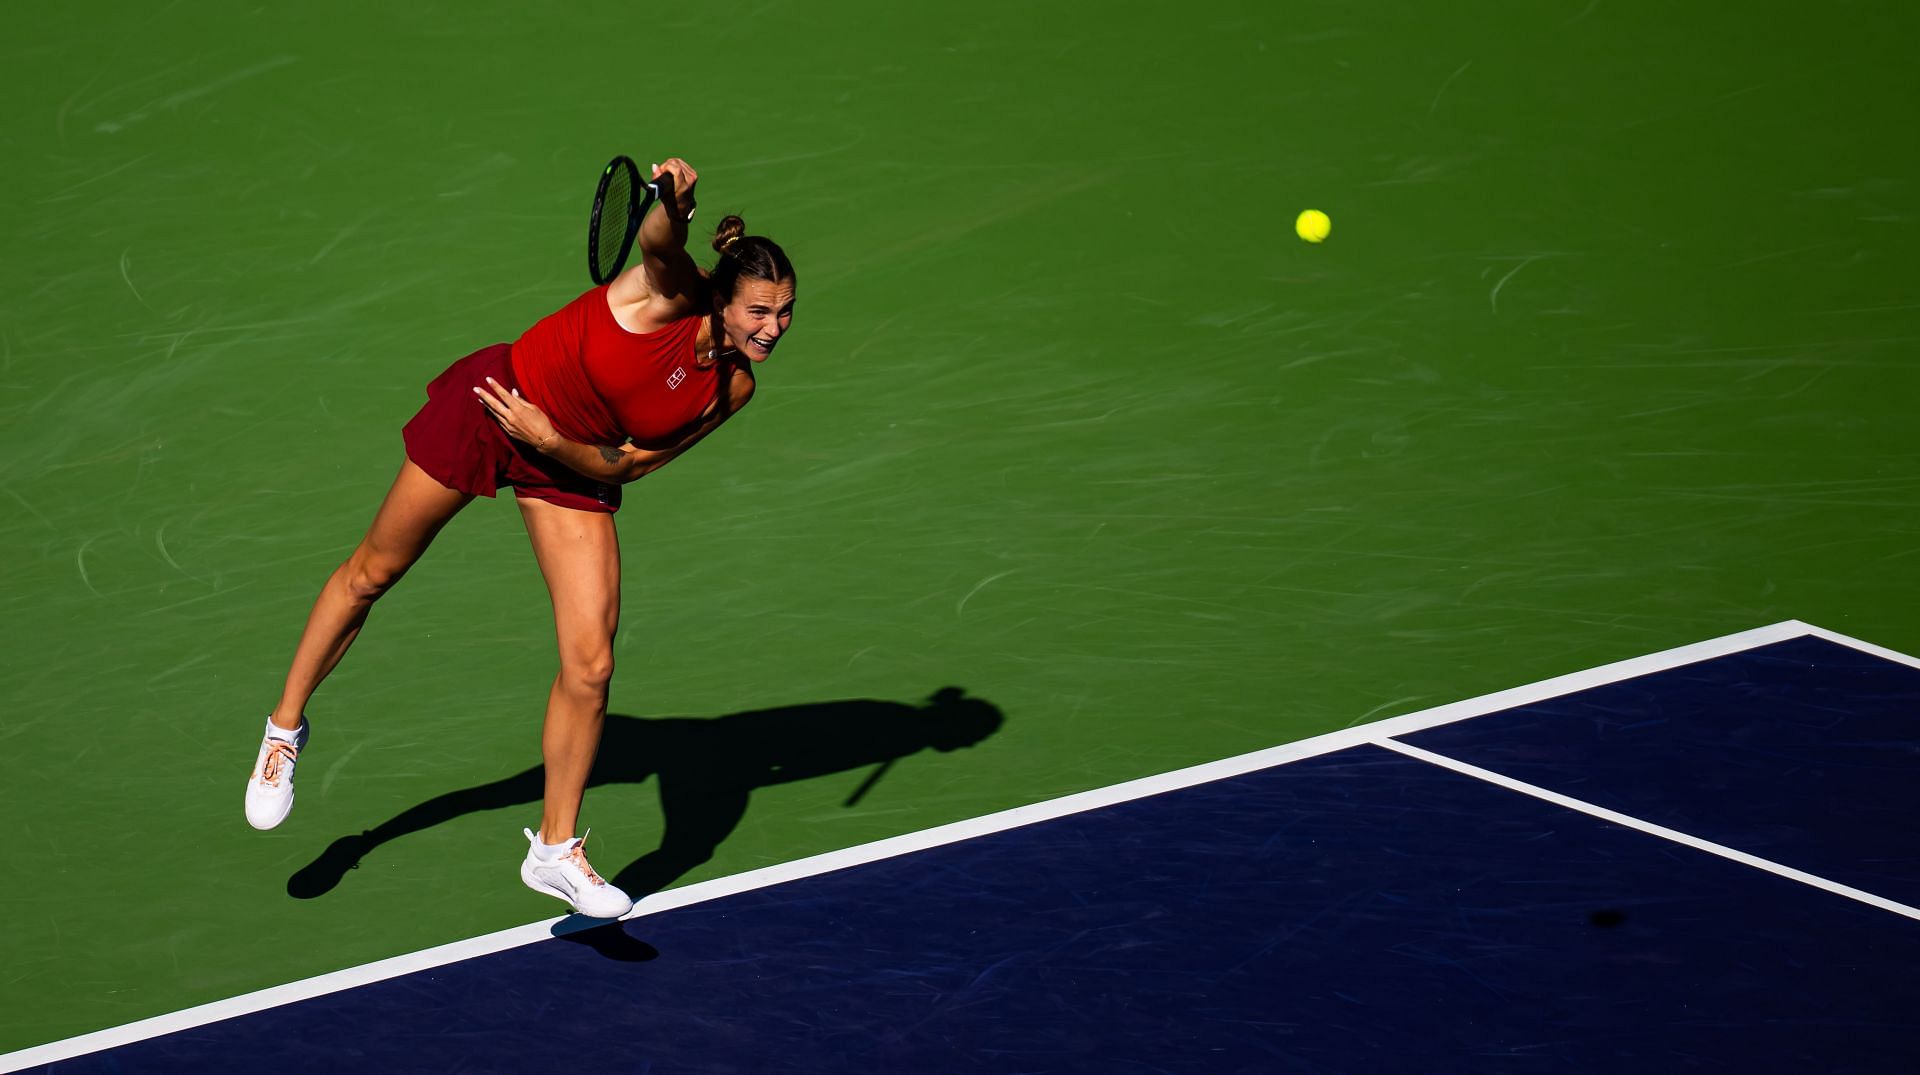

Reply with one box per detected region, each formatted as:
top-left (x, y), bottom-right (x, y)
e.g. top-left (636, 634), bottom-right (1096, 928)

top-left (710, 214), bottom-right (795, 306)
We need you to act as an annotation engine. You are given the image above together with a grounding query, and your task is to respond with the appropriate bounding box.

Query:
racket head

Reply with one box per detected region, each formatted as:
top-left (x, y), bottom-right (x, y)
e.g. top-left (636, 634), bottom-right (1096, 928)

top-left (587, 156), bottom-right (643, 285)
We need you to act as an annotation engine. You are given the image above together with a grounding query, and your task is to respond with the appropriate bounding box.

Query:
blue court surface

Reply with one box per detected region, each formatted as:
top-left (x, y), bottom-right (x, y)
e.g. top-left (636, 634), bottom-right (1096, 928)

top-left (11, 621), bottom-right (1919, 1073)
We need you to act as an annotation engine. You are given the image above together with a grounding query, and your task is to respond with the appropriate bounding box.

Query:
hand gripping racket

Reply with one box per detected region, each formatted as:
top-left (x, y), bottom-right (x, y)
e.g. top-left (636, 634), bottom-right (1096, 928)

top-left (586, 156), bottom-right (674, 285)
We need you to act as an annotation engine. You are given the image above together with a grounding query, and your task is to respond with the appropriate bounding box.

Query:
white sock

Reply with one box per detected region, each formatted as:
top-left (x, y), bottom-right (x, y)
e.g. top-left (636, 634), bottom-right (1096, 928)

top-left (265, 717), bottom-right (304, 742)
top-left (533, 834), bottom-right (574, 861)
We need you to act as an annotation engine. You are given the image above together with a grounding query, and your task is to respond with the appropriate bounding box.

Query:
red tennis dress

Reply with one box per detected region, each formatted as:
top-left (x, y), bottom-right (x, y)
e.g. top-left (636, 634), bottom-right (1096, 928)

top-left (401, 287), bottom-right (724, 514)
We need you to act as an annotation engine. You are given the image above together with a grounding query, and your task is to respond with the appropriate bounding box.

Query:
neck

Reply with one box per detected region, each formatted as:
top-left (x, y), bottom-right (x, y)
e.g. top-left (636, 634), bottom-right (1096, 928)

top-left (700, 314), bottom-right (733, 366)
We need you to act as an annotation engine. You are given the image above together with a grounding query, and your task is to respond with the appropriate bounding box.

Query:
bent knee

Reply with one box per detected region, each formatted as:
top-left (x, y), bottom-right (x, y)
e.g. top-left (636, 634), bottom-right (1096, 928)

top-left (342, 552), bottom-right (410, 604)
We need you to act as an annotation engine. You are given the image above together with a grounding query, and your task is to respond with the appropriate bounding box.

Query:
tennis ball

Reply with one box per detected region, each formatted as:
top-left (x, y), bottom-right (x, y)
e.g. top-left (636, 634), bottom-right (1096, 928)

top-left (1295, 209), bottom-right (1331, 243)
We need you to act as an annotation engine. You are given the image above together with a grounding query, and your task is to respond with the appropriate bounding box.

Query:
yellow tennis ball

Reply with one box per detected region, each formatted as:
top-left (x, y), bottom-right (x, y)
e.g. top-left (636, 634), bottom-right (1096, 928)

top-left (1296, 209), bottom-right (1331, 243)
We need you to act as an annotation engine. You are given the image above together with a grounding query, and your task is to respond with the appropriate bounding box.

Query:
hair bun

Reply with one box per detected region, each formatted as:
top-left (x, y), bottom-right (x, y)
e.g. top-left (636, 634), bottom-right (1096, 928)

top-left (712, 214), bottom-right (747, 255)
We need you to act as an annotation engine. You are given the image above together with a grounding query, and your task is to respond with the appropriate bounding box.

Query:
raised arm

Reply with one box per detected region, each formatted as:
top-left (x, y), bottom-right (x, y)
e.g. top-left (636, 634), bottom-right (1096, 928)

top-left (606, 158), bottom-right (703, 315)
top-left (474, 366), bottom-right (755, 485)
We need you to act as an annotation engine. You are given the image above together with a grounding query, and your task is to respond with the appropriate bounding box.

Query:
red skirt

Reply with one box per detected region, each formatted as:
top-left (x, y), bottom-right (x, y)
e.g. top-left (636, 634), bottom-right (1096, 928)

top-left (401, 344), bottom-right (621, 514)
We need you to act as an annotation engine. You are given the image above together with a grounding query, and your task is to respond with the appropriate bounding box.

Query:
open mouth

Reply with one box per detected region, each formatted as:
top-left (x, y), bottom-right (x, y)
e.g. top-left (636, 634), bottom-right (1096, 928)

top-left (745, 336), bottom-right (776, 357)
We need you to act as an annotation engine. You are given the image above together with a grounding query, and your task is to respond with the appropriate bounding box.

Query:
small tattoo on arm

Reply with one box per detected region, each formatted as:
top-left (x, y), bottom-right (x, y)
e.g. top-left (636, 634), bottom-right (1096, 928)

top-left (598, 445), bottom-right (623, 465)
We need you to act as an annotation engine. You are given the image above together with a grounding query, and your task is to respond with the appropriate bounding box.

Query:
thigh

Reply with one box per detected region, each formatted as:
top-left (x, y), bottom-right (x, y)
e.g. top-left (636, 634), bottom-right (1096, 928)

top-left (360, 459), bottom-right (476, 572)
top-left (516, 494), bottom-right (621, 650)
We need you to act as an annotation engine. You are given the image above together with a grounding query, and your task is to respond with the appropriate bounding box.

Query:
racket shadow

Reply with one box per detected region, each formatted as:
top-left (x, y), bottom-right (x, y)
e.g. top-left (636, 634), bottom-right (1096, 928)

top-left (286, 687), bottom-right (1005, 901)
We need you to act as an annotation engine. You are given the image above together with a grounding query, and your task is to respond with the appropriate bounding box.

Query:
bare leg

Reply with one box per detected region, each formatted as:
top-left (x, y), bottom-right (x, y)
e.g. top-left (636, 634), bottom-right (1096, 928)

top-left (515, 494), bottom-right (621, 843)
top-left (270, 460), bottom-right (474, 729)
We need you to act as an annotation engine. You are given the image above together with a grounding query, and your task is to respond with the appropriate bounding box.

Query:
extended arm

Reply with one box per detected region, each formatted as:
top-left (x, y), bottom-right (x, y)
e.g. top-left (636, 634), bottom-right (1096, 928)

top-left (607, 158), bottom-right (702, 311)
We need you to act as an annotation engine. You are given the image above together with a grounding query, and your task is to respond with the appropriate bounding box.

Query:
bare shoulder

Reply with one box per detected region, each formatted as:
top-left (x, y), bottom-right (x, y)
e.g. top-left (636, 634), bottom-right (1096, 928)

top-left (606, 264), bottom-right (711, 333)
top-left (727, 362), bottom-right (757, 411)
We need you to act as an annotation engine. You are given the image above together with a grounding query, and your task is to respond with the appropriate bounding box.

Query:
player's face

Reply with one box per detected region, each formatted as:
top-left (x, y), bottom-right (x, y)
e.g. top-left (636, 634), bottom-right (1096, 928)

top-left (721, 277), bottom-right (796, 363)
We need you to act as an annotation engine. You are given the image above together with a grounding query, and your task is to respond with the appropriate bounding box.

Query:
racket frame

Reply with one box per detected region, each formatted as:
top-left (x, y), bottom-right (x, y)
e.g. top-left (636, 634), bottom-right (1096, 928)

top-left (586, 155), bottom-right (665, 285)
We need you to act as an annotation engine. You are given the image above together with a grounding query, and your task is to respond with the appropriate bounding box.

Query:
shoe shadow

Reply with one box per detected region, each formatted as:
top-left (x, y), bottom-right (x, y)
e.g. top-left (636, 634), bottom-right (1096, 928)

top-left (552, 918), bottom-right (660, 962)
top-left (288, 687), bottom-right (1005, 902)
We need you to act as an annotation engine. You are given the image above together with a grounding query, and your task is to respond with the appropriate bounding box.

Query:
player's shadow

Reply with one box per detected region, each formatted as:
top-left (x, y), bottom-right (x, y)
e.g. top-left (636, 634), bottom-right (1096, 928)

top-left (288, 687), bottom-right (1004, 901)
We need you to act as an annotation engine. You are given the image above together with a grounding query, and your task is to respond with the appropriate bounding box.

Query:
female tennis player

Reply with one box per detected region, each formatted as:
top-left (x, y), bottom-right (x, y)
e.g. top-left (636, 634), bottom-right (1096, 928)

top-left (243, 157), bottom-right (797, 919)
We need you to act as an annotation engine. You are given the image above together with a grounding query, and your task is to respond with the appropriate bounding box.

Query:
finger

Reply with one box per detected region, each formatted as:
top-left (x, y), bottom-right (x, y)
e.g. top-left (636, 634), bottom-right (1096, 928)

top-left (660, 157), bottom-right (696, 187)
top-left (471, 384), bottom-right (508, 416)
top-left (484, 377), bottom-right (520, 408)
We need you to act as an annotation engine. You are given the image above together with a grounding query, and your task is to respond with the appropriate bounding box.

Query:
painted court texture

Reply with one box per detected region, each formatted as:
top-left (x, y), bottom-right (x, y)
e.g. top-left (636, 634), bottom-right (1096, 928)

top-left (3, 1), bottom-right (1917, 1069)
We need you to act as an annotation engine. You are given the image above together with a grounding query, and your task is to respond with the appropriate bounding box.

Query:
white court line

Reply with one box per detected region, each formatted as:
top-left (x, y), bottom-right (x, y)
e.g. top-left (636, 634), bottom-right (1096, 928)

top-left (1798, 621), bottom-right (1920, 672)
top-left (1373, 737), bottom-right (1920, 923)
top-left (3, 617), bottom-right (1907, 1071)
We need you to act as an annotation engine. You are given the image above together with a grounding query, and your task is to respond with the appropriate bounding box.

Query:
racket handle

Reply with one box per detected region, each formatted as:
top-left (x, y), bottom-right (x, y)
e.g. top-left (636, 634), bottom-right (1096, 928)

top-left (641, 170), bottom-right (693, 220)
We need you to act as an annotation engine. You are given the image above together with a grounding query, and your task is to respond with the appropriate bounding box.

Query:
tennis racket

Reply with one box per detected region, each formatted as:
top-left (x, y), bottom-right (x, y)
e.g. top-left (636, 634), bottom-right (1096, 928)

top-left (586, 156), bottom-right (673, 285)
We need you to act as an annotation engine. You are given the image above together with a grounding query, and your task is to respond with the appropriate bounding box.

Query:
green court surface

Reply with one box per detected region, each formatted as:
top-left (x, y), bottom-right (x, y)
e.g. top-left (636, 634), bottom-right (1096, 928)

top-left (4, 0), bottom-right (1917, 1055)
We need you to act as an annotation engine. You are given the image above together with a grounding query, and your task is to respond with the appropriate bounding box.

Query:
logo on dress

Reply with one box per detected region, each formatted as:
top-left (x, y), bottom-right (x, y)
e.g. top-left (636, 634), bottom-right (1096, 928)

top-left (667, 366), bottom-right (687, 390)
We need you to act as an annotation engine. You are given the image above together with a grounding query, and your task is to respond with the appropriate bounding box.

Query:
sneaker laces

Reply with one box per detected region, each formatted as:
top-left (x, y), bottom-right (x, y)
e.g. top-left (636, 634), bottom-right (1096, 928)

top-left (565, 832), bottom-right (607, 887)
top-left (258, 739), bottom-right (300, 785)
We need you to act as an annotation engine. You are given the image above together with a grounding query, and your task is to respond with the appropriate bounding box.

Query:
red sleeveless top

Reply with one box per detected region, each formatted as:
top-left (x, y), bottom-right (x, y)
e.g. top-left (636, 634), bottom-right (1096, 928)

top-left (510, 286), bottom-right (721, 448)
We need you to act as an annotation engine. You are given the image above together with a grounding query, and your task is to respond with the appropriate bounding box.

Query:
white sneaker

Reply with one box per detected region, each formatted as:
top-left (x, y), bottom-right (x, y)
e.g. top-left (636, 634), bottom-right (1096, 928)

top-left (520, 828), bottom-right (633, 919)
top-left (244, 717), bottom-right (308, 830)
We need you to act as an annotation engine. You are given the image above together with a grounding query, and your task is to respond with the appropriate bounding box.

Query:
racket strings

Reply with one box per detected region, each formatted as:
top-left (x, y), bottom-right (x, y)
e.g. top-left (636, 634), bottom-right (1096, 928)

top-left (593, 168), bottom-right (634, 281)
top-left (588, 156), bottom-right (649, 285)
